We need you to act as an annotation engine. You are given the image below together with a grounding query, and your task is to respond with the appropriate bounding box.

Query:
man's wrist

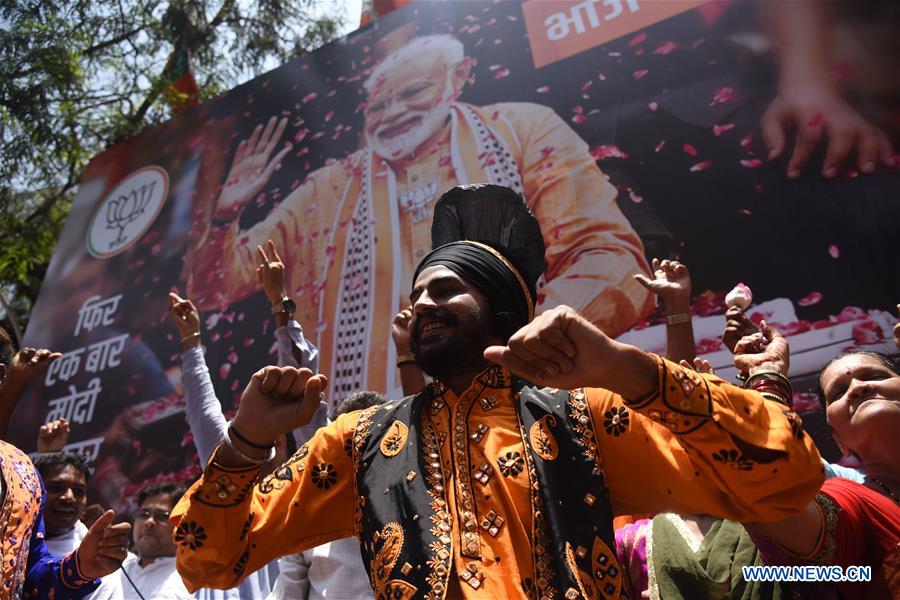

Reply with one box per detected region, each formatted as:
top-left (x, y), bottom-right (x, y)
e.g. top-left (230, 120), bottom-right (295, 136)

top-left (748, 361), bottom-right (788, 377)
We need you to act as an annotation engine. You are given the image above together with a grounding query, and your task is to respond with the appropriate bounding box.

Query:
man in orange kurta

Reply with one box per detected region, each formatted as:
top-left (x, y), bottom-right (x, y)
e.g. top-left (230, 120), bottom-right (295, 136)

top-left (172, 240), bottom-right (824, 599)
top-left (188, 34), bottom-right (652, 406)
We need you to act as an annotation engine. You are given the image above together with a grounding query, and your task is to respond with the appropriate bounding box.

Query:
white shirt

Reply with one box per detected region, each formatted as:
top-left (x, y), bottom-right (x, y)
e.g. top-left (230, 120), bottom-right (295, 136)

top-left (269, 537), bottom-right (373, 600)
top-left (44, 519), bottom-right (88, 556)
top-left (90, 554), bottom-right (192, 599)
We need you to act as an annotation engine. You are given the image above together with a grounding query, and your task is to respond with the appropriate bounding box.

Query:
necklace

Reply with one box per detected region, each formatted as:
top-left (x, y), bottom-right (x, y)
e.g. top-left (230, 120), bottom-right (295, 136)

top-left (869, 477), bottom-right (900, 504)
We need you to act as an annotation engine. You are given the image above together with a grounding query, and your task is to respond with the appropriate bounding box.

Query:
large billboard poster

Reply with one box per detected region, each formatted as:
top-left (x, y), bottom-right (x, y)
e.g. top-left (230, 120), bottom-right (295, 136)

top-left (11, 0), bottom-right (898, 513)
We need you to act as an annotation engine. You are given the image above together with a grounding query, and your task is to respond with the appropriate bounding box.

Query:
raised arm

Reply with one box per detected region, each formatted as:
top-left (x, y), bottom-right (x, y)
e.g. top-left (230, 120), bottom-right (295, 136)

top-left (171, 366), bottom-right (359, 592)
top-left (256, 240), bottom-right (319, 371)
top-left (168, 291), bottom-right (228, 465)
top-left (485, 306), bottom-right (824, 522)
top-left (633, 258), bottom-right (696, 364)
top-left (0, 347), bottom-right (61, 439)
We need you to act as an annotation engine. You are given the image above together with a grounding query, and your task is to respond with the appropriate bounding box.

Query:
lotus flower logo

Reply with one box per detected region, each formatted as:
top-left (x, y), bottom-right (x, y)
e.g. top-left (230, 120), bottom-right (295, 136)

top-left (87, 166), bottom-right (169, 258)
top-left (105, 181), bottom-right (156, 247)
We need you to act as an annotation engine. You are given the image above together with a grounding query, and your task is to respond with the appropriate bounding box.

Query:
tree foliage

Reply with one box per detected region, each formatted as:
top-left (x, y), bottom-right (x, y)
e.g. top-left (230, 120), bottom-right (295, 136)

top-left (0, 0), bottom-right (344, 331)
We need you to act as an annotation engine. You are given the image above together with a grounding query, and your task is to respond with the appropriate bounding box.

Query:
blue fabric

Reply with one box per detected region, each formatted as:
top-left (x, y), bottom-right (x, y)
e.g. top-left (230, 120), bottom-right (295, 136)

top-left (822, 460), bottom-right (866, 484)
top-left (22, 476), bottom-right (98, 599)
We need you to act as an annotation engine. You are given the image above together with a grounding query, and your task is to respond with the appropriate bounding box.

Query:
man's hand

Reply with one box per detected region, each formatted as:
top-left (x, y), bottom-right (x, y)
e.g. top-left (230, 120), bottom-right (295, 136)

top-left (37, 418), bottom-right (70, 453)
top-left (680, 357), bottom-right (715, 375)
top-left (733, 321), bottom-right (790, 377)
top-left (255, 240), bottom-right (288, 305)
top-left (231, 366), bottom-right (327, 449)
top-left (391, 308), bottom-right (414, 355)
top-left (723, 306), bottom-right (760, 353)
top-left (762, 87), bottom-right (895, 179)
top-left (484, 305), bottom-right (657, 400)
top-left (215, 116), bottom-right (292, 220)
top-left (167, 292), bottom-right (201, 349)
top-left (7, 348), bottom-right (62, 385)
top-left (75, 510), bottom-right (131, 579)
top-left (633, 258), bottom-right (691, 312)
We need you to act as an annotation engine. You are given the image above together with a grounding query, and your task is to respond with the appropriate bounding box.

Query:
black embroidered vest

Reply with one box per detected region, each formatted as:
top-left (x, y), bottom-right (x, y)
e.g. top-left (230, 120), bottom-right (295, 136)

top-left (353, 374), bottom-right (624, 599)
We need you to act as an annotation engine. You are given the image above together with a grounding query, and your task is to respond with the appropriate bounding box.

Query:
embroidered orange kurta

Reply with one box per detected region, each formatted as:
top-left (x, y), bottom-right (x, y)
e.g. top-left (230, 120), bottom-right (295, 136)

top-left (171, 358), bottom-right (824, 597)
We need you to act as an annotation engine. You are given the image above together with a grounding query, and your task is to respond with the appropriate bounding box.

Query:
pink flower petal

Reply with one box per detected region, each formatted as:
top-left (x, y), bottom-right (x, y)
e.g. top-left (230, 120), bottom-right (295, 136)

top-left (740, 158), bottom-right (763, 168)
top-left (628, 32), bottom-right (647, 47)
top-left (654, 140), bottom-right (666, 152)
top-left (302, 92), bottom-right (318, 104)
top-left (689, 160), bottom-right (713, 172)
top-left (536, 85), bottom-right (550, 93)
top-left (852, 320), bottom-right (884, 345)
top-left (798, 292), bottom-right (823, 306)
top-left (648, 101), bottom-right (658, 111)
top-left (709, 86), bottom-right (735, 106)
top-left (713, 123), bottom-right (734, 136)
top-left (828, 244), bottom-right (840, 258)
top-left (683, 144), bottom-right (698, 156)
top-left (590, 144), bottom-right (629, 160)
top-left (633, 69), bottom-right (649, 79)
top-left (653, 41), bottom-right (678, 56)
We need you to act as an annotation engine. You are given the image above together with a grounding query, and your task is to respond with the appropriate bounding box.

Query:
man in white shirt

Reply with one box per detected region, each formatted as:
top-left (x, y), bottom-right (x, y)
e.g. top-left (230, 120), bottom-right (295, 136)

top-left (32, 452), bottom-right (91, 556)
top-left (92, 483), bottom-right (191, 599)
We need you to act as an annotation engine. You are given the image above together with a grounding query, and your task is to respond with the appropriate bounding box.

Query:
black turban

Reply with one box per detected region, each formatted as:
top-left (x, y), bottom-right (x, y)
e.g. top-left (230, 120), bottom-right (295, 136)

top-left (413, 241), bottom-right (533, 339)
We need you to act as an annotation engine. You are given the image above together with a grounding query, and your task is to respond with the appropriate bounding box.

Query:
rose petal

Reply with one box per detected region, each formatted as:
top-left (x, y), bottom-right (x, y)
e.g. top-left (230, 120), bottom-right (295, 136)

top-left (798, 292), bottom-right (823, 306)
top-left (683, 144), bottom-right (697, 156)
top-left (654, 140), bottom-right (666, 152)
top-left (653, 41), bottom-right (678, 56)
top-left (828, 244), bottom-right (840, 258)
top-left (740, 158), bottom-right (763, 168)
top-left (633, 69), bottom-right (649, 79)
top-left (628, 32), bottom-right (647, 47)
top-left (590, 144), bottom-right (629, 160)
top-left (689, 160), bottom-right (713, 172)
top-left (710, 86), bottom-right (735, 106)
top-left (713, 123), bottom-right (734, 136)
top-left (536, 85), bottom-right (550, 93)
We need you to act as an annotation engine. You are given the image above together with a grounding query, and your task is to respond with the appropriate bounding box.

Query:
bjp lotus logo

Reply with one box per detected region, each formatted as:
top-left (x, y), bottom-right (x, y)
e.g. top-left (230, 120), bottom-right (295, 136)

top-left (87, 166), bottom-right (169, 258)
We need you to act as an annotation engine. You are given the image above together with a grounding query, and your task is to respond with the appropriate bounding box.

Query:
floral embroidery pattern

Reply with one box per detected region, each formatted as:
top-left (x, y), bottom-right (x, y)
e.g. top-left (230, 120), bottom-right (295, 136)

top-left (379, 420), bottom-right (408, 457)
top-left (174, 521), bottom-right (207, 551)
top-left (567, 389), bottom-right (603, 473)
top-left (233, 549), bottom-right (249, 577)
top-left (602, 406), bottom-right (630, 436)
top-left (498, 451), bottom-right (524, 478)
top-left (239, 513), bottom-right (253, 541)
top-left (311, 463), bottom-right (338, 489)
top-left (712, 449), bottom-right (754, 470)
top-left (420, 407), bottom-right (452, 600)
top-left (783, 409), bottom-right (804, 439)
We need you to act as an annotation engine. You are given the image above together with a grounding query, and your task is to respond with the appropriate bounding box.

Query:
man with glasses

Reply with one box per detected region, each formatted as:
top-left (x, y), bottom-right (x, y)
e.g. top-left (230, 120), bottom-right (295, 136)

top-left (189, 34), bottom-right (652, 409)
top-left (92, 483), bottom-right (191, 599)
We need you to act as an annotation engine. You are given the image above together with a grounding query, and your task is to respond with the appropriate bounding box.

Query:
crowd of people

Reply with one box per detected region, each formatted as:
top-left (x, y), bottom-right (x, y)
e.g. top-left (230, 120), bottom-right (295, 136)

top-left (1, 181), bottom-right (898, 599)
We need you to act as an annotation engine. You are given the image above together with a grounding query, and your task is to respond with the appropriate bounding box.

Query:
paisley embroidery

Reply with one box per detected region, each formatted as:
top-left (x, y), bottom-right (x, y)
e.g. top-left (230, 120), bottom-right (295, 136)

top-left (379, 420), bottom-right (409, 457)
top-left (371, 522), bottom-right (418, 599)
top-left (529, 415), bottom-right (559, 461)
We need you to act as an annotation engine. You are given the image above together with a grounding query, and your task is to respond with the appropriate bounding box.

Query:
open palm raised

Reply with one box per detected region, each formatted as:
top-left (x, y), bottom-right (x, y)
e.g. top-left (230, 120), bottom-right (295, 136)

top-left (216, 116), bottom-right (293, 219)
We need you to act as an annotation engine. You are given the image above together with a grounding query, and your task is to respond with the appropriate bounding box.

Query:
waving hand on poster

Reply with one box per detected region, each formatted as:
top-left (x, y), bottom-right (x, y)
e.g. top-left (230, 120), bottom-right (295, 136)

top-left (215, 116), bottom-right (292, 220)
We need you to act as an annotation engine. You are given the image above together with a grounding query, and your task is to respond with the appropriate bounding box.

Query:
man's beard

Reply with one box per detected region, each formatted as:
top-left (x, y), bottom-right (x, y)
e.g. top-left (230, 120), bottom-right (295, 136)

top-left (367, 79), bottom-right (454, 161)
top-left (410, 305), bottom-right (493, 381)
